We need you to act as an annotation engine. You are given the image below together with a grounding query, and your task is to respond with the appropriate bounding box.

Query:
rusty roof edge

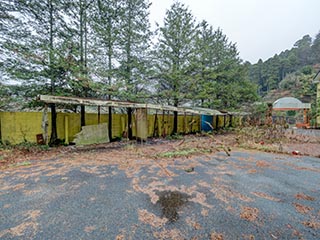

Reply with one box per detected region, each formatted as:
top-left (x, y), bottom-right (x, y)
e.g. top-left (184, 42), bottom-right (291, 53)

top-left (38, 95), bottom-right (225, 116)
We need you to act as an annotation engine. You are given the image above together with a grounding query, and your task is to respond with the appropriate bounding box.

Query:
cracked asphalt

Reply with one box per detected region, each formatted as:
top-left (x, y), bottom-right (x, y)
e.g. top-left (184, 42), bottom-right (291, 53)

top-left (0, 149), bottom-right (319, 239)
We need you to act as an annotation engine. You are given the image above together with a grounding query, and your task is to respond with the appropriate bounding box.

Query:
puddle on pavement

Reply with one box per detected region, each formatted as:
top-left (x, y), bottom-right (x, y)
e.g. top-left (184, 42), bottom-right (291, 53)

top-left (156, 191), bottom-right (189, 222)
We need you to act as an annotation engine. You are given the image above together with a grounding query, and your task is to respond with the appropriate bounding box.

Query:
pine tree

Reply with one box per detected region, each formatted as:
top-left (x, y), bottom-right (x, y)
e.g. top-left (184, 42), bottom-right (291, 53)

top-left (118, 0), bottom-right (152, 139)
top-left (1, 0), bottom-right (69, 144)
top-left (63, 0), bottom-right (95, 127)
top-left (194, 22), bottom-right (257, 109)
top-left (91, 0), bottom-right (123, 140)
top-left (155, 2), bottom-right (198, 134)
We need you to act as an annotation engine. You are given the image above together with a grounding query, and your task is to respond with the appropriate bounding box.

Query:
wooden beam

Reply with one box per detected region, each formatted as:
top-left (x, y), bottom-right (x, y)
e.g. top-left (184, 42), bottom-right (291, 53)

top-left (38, 95), bottom-right (224, 116)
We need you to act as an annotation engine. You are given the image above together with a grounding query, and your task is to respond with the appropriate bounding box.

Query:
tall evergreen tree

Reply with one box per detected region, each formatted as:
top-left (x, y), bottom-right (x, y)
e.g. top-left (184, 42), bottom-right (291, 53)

top-left (118, 0), bottom-right (152, 139)
top-left (1, 0), bottom-right (68, 144)
top-left (63, 0), bottom-right (95, 127)
top-left (155, 2), bottom-right (198, 134)
top-left (311, 32), bottom-right (320, 64)
top-left (91, 0), bottom-right (123, 140)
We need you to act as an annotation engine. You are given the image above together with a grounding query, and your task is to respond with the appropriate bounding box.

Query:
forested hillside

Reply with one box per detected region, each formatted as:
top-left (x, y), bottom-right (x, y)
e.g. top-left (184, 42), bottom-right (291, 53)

top-left (248, 33), bottom-right (320, 102)
top-left (0, 0), bottom-right (257, 113)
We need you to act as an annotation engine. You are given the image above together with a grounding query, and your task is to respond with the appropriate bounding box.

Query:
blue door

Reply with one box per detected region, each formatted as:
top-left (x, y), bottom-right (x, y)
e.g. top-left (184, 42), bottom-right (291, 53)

top-left (201, 115), bottom-right (213, 132)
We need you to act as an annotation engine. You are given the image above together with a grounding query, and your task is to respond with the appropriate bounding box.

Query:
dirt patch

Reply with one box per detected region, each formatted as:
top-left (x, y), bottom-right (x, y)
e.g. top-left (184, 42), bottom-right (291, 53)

top-left (1, 130), bottom-right (320, 171)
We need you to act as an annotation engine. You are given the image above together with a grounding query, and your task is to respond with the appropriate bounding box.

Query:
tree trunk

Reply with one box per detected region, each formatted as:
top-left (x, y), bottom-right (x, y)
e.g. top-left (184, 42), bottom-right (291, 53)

top-left (48, 0), bottom-right (57, 145)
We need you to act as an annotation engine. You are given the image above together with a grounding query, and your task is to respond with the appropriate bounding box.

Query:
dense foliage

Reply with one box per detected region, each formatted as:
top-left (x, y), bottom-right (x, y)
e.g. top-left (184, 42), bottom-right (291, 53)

top-left (0, 0), bottom-right (258, 136)
top-left (249, 33), bottom-right (320, 96)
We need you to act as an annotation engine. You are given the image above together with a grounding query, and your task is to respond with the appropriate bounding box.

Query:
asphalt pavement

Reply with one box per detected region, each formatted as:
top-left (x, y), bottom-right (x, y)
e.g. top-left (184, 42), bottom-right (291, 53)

top-left (0, 150), bottom-right (319, 239)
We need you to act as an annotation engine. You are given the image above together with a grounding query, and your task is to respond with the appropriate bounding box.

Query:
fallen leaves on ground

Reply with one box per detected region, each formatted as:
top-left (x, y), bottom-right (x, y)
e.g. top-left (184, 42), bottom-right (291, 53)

top-left (295, 193), bottom-right (315, 201)
top-left (293, 203), bottom-right (313, 214)
top-left (138, 209), bottom-right (168, 228)
top-left (240, 206), bottom-right (259, 222)
top-left (302, 220), bottom-right (320, 229)
top-left (251, 192), bottom-right (281, 202)
top-left (0, 210), bottom-right (41, 238)
top-left (210, 231), bottom-right (224, 240)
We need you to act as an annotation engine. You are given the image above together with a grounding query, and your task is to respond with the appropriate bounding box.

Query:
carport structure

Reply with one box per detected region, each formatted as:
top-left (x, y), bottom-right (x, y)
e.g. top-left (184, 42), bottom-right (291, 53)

top-left (272, 97), bottom-right (311, 128)
top-left (38, 95), bottom-right (225, 144)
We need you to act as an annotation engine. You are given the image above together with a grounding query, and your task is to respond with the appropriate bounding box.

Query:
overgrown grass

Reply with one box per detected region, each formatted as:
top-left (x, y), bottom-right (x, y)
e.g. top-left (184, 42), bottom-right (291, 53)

top-left (0, 141), bottom-right (50, 152)
top-left (9, 161), bottom-right (31, 168)
top-left (157, 148), bottom-right (210, 158)
top-left (236, 125), bottom-right (286, 145)
top-left (166, 134), bottom-right (184, 140)
top-left (236, 125), bottom-right (286, 153)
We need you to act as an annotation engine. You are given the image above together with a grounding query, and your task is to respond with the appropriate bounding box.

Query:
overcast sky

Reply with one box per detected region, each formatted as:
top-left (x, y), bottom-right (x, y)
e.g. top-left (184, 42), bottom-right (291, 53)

top-left (149, 0), bottom-right (320, 64)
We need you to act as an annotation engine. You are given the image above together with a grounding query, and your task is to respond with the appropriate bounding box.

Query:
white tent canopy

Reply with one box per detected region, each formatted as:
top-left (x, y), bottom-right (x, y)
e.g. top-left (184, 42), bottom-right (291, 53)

top-left (273, 97), bottom-right (311, 110)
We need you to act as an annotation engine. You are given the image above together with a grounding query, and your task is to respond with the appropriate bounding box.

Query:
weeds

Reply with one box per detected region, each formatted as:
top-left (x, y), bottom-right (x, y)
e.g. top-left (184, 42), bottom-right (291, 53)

top-left (235, 124), bottom-right (287, 154)
top-left (0, 141), bottom-right (49, 152)
top-left (16, 142), bottom-right (50, 152)
top-left (166, 134), bottom-right (184, 140)
top-left (157, 148), bottom-right (210, 158)
top-left (236, 124), bottom-right (286, 145)
top-left (9, 161), bottom-right (31, 168)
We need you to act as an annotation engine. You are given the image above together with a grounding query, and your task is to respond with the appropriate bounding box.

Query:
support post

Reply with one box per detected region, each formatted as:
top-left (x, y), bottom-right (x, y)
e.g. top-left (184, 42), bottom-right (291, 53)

top-left (42, 104), bottom-right (49, 145)
top-left (135, 108), bottom-right (148, 143)
top-left (65, 116), bottom-right (69, 145)
top-left (98, 106), bottom-right (101, 124)
top-left (215, 115), bottom-right (219, 130)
